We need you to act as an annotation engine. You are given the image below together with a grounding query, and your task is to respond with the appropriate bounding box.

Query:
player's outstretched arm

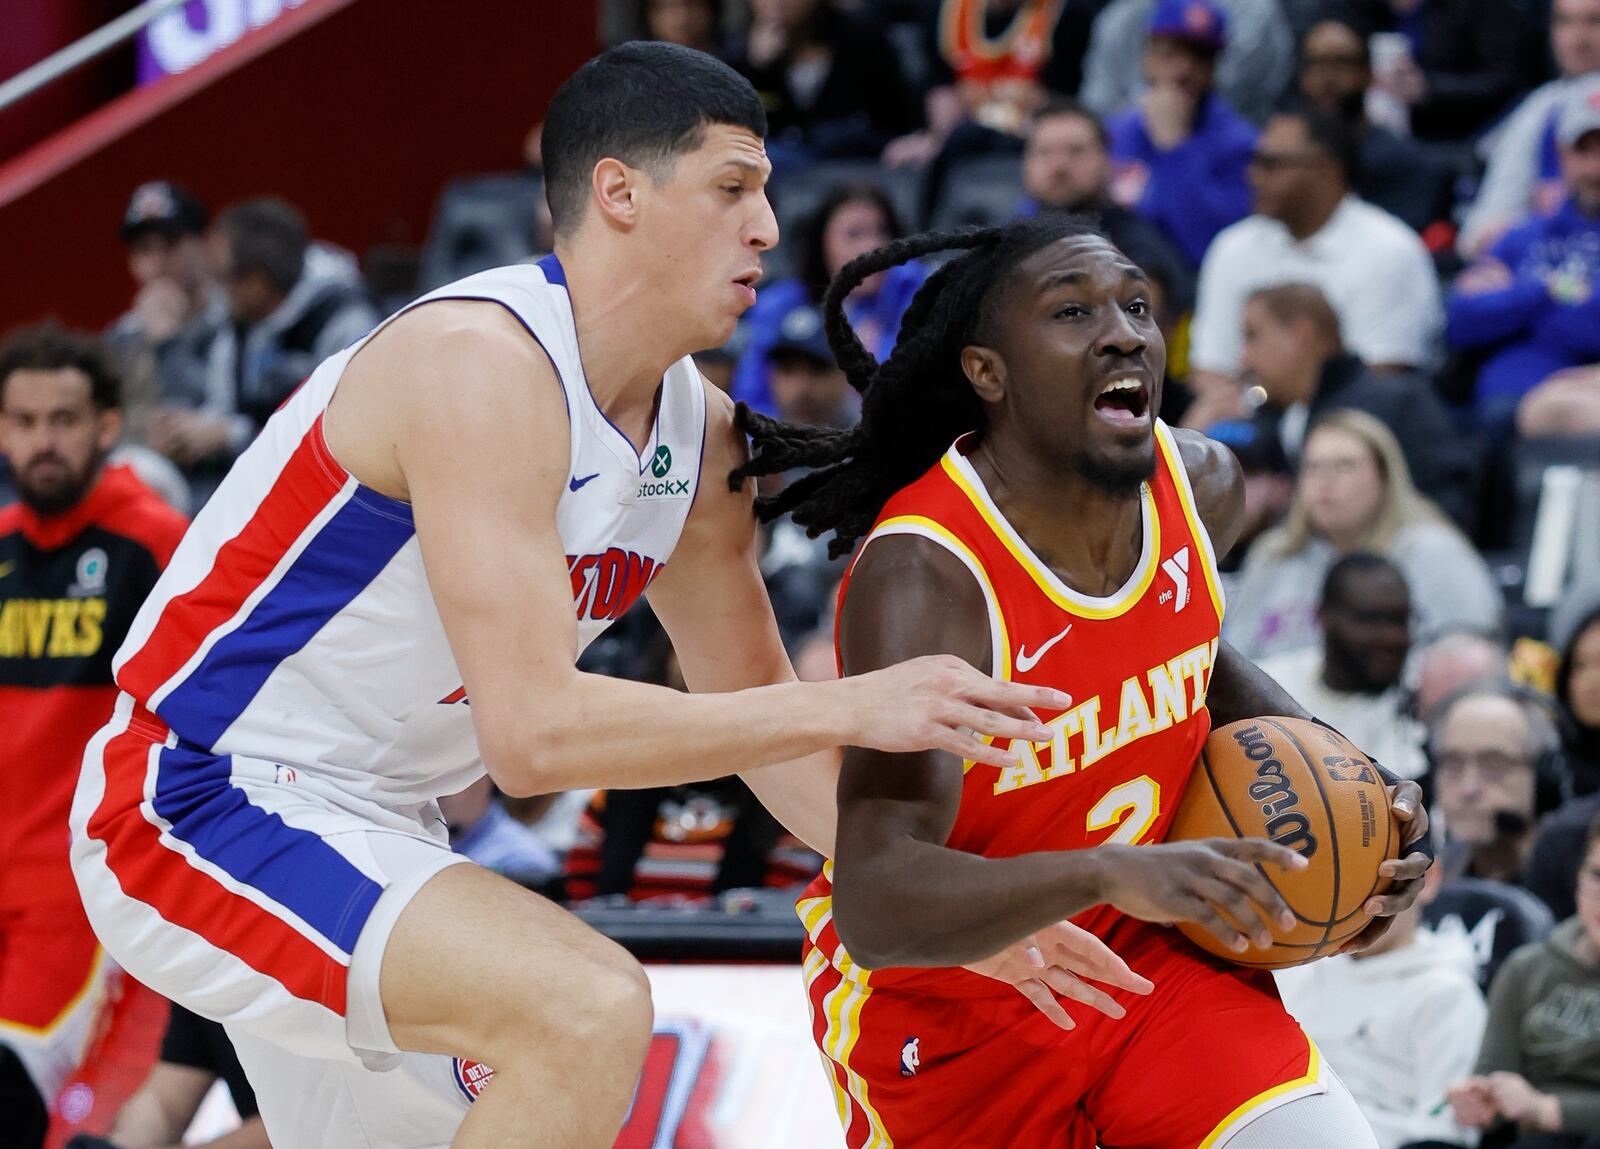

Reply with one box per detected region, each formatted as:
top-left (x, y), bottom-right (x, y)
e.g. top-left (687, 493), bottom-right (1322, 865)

top-left (828, 533), bottom-right (1307, 970)
top-left (1172, 425), bottom-right (1433, 943)
top-left (338, 304), bottom-right (1063, 799)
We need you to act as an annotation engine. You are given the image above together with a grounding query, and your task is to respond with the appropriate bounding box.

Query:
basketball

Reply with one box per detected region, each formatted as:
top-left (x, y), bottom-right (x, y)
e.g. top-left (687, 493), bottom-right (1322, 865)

top-left (1166, 716), bottom-right (1399, 969)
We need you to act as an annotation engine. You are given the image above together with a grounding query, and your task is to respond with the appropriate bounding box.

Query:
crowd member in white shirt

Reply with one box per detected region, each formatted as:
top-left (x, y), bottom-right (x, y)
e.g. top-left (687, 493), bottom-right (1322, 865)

top-left (1275, 853), bottom-right (1486, 1149)
top-left (1186, 97), bottom-right (1443, 428)
top-left (1259, 552), bottom-right (1427, 780)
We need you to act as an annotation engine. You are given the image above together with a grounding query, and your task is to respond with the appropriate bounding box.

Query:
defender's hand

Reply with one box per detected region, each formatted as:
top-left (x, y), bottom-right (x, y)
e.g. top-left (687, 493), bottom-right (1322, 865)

top-left (964, 919), bottom-right (1154, 1031)
top-left (1098, 839), bottom-right (1307, 954)
top-left (1336, 778), bottom-right (1431, 955)
top-left (844, 654), bottom-right (1071, 770)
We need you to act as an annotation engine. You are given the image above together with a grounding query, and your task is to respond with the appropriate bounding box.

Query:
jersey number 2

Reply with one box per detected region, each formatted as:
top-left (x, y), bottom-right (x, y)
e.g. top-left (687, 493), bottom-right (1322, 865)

top-left (1086, 775), bottom-right (1161, 845)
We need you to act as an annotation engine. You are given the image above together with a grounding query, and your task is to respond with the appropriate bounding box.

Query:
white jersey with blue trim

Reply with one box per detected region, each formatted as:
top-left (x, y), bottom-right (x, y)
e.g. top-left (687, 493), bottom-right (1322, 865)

top-left (110, 255), bottom-right (707, 810)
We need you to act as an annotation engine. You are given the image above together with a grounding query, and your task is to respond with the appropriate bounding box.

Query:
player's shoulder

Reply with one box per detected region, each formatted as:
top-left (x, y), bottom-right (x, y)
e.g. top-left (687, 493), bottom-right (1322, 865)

top-left (378, 297), bottom-right (551, 364)
top-left (355, 298), bottom-right (565, 431)
top-left (1166, 424), bottom-right (1240, 493)
top-left (1164, 424), bottom-right (1244, 543)
top-left (840, 529), bottom-right (993, 671)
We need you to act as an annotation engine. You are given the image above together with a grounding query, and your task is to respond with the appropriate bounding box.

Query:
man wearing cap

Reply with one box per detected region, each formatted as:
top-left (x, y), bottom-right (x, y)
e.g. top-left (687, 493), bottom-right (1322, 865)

top-left (1447, 75), bottom-right (1600, 434)
top-left (758, 303), bottom-right (856, 650)
top-left (104, 182), bottom-right (226, 453)
top-left (1104, 0), bottom-right (1257, 265)
top-left (1080, 0), bottom-right (1293, 126)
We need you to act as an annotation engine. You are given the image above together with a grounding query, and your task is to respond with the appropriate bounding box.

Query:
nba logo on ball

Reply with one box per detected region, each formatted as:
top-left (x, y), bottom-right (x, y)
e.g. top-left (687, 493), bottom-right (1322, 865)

top-left (452, 1057), bottom-right (496, 1103)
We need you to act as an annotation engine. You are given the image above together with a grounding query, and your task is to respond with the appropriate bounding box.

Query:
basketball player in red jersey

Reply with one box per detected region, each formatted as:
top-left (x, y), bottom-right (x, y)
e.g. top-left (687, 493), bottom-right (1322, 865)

top-left (734, 216), bottom-right (1433, 1148)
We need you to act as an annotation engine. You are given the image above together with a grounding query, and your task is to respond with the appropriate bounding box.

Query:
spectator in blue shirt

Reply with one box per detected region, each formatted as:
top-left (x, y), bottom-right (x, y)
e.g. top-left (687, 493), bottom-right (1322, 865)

top-left (1105, 0), bottom-right (1256, 266)
top-left (732, 183), bottom-right (927, 415)
top-left (1447, 76), bottom-right (1600, 431)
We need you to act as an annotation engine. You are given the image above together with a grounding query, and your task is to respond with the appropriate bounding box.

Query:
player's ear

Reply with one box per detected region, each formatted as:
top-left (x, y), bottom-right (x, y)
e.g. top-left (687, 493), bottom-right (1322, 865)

top-left (95, 407), bottom-right (124, 453)
top-left (961, 345), bottom-right (1006, 404)
top-left (591, 158), bottom-right (639, 229)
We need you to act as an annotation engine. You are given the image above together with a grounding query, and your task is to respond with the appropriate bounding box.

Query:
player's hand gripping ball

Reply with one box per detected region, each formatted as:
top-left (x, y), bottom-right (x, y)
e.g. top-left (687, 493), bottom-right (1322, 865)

top-left (1166, 717), bottom-right (1401, 968)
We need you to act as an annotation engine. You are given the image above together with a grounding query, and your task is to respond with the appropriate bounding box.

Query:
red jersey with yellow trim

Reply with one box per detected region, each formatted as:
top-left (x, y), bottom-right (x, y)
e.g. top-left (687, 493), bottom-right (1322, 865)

top-left (800, 420), bottom-right (1226, 992)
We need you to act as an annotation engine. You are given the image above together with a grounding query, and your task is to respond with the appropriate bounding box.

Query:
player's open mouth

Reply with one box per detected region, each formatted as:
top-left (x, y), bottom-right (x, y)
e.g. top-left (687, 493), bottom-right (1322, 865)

top-left (1092, 375), bottom-right (1150, 426)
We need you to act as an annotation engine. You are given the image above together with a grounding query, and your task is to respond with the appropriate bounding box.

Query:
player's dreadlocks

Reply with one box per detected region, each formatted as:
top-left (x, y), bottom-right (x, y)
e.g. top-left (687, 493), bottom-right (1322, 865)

top-left (730, 214), bottom-right (1102, 558)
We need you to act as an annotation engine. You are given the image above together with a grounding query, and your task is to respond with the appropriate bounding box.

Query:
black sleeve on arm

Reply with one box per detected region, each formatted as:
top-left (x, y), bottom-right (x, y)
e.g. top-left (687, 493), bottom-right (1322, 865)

top-left (829, 535), bottom-right (1109, 969)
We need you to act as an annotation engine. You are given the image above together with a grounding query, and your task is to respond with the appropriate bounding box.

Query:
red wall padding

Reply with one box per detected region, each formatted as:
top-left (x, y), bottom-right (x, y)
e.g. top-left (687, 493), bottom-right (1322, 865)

top-left (0, 0), bottom-right (597, 331)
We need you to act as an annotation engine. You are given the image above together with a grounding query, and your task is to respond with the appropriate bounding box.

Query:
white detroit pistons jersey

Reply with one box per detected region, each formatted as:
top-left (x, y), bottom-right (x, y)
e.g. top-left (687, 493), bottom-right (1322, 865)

top-left (110, 255), bottom-right (707, 808)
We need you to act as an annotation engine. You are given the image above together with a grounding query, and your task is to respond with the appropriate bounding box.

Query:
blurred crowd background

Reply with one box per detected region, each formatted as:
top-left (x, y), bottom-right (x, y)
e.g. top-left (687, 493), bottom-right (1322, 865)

top-left (8, 0), bottom-right (1600, 1145)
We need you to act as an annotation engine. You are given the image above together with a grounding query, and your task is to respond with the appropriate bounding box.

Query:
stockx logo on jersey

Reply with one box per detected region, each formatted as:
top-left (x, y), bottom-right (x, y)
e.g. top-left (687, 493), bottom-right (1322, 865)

top-left (636, 444), bottom-right (690, 501)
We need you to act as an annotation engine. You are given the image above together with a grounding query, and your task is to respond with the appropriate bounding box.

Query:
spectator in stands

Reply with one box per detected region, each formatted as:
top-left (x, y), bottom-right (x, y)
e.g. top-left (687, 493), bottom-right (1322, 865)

top-left (1187, 99), bottom-right (1444, 424)
top-left (753, 305), bottom-right (854, 644)
top-left (1449, 810), bottom-right (1600, 1148)
top-left (1260, 553), bottom-right (1428, 778)
top-left (1461, 0), bottom-right (1600, 258)
top-left (884, 0), bottom-right (1109, 173)
top-left (1412, 628), bottom-right (1512, 724)
top-left (1226, 411), bottom-right (1501, 661)
top-left (1447, 77), bottom-right (1600, 435)
top-left (104, 182), bottom-right (225, 449)
top-left (1559, 603), bottom-right (1600, 796)
top-left (1079, 0), bottom-right (1293, 125)
top-left (64, 1006), bottom-right (265, 1149)
top-left (1526, 591), bottom-right (1600, 919)
top-left (151, 198), bottom-right (376, 504)
top-left (1238, 282), bottom-right (1476, 530)
top-left (1275, 847), bottom-right (1485, 1149)
top-left (733, 184), bottom-right (926, 414)
top-left (1018, 97), bottom-right (1195, 312)
top-left (765, 304), bottom-right (856, 433)
top-left (0, 325), bottom-right (187, 1143)
top-left (638, 0), bottom-right (727, 56)
top-left (1346, 0), bottom-right (1534, 144)
top-left (1430, 680), bottom-right (1568, 887)
top-left (1102, 0), bottom-right (1255, 266)
top-left (441, 776), bottom-right (563, 892)
top-left (731, 0), bottom-right (915, 168)
top-left (1296, 17), bottom-right (1456, 235)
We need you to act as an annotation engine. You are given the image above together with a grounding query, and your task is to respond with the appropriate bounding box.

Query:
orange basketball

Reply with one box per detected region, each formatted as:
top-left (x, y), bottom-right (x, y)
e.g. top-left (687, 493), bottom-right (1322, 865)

top-left (1165, 716), bottom-right (1399, 969)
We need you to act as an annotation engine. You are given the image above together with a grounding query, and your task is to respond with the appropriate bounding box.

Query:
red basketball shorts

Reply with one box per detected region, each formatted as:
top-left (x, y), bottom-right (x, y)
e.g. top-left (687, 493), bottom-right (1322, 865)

top-left (802, 916), bottom-right (1326, 1149)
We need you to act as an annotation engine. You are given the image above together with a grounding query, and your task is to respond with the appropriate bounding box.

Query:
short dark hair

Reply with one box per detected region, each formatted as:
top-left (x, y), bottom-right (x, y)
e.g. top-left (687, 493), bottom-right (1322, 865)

top-left (1031, 97), bottom-right (1110, 151)
top-left (0, 321), bottom-right (122, 411)
top-left (1274, 94), bottom-right (1362, 186)
top-left (542, 41), bottom-right (766, 235)
top-left (800, 183), bottom-right (905, 299)
top-left (1247, 282), bottom-right (1343, 348)
top-left (214, 198), bottom-right (308, 295)
top-left (1321, 551), bottom-right (1406, 611)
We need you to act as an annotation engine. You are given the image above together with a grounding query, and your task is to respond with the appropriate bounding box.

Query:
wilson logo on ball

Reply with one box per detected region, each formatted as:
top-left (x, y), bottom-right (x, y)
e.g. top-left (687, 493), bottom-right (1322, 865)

top-left (1233, 724), bottom-right (1319, 858)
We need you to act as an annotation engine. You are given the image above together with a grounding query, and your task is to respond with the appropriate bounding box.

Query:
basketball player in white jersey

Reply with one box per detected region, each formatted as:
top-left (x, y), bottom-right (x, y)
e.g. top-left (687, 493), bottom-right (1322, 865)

top-left (67, 43), bottom-right (1095, 1148)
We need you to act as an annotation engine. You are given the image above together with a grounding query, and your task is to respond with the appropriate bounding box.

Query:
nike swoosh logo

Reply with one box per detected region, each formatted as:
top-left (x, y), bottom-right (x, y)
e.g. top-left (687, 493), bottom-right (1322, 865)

top-left (0, 561), bottom-right (14, 579)
top-left (568, 472), bottom-right (600, 492)
top-left (1015, 624), bottom-right (1072, 673)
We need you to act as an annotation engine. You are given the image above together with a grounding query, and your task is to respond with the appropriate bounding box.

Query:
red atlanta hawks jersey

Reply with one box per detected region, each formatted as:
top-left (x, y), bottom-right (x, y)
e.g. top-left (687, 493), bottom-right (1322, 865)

top-left (799, 420), bottom-right (1227, 992)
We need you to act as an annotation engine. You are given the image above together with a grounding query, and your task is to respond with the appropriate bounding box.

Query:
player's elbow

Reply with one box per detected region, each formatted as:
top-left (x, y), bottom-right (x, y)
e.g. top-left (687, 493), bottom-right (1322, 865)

top-left (473, 698), bottom-right (588, 797)
top-left (832, 872), bottom-right (946, 969)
